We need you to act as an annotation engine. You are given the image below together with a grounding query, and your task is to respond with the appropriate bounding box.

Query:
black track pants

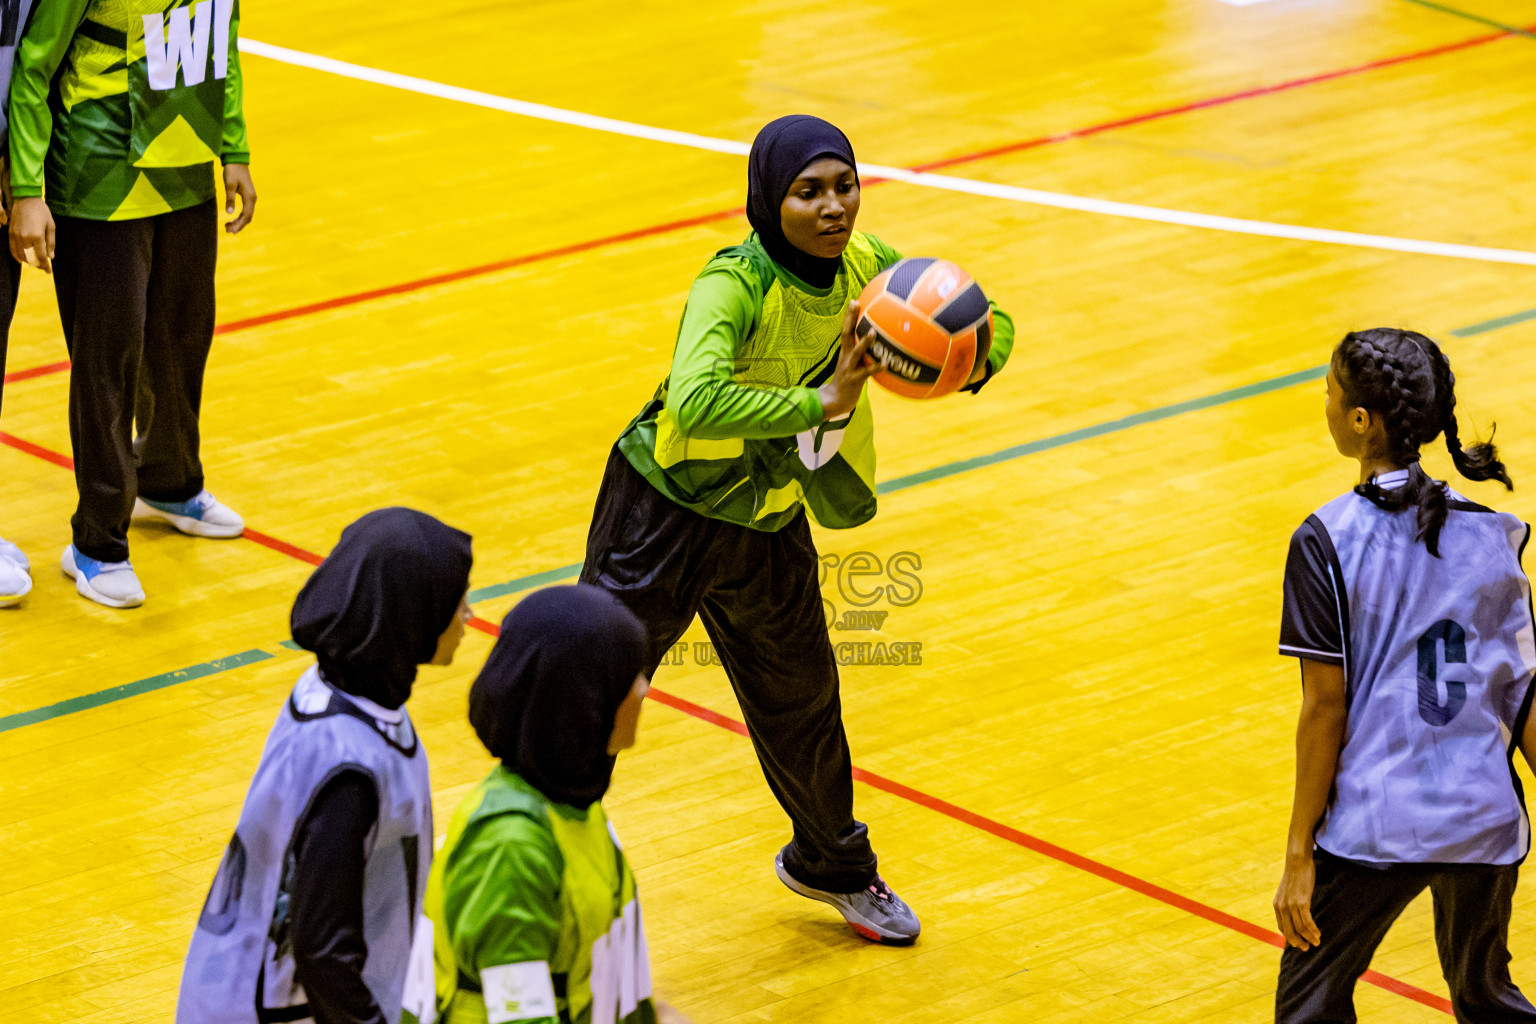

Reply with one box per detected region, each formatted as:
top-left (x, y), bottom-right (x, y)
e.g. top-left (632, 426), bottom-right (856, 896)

top-left (1277, 850), bottom-right (1536, 1023)
top-left (0, 246), bottom-right (22, 420)
top-left (53, 201), bottom-right (217, 563)
top-left (580, 445), bottom-right (879, 892)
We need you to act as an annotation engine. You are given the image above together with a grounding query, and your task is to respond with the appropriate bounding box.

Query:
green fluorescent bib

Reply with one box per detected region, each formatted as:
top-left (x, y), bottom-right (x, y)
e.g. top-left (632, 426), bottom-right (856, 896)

top-left (420, 769), bottom-right (657, 1024)
top-left (618, 231), bottom-right (899, 532)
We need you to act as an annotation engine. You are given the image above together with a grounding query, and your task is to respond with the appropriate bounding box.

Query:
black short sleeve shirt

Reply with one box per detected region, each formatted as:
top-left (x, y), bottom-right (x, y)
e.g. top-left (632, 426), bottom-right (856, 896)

top-left (1279, 515), bottom-right (1344, 665)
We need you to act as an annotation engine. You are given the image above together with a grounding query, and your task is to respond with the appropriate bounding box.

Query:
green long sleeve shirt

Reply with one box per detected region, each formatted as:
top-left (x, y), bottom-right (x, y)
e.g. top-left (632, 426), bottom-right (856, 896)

top-left (617, 232), bottom-right (1016, 531)
top-left (8, 0), bottom-right (248, 220)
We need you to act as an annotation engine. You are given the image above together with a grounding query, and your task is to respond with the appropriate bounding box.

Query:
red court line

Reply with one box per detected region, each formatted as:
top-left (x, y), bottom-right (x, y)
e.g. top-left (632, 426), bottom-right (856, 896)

top-left (0, 433), bottom-right (503, 595)
top-left (852, 769), bottom-right (1453, 1014)
top-left (3, 359), bottom-right (70, 385)
top-left (241, 527), bottom-right (324, 566)
top-left (907, 24), bottom-right (1529, 174)
top-left (210, 206), bottom-right (748, 336)
top-left (1, 424), bottom-right (1452, 1013)
top-left (169, 22), bottom-right (1528, 342)
top-left (0, 430), bottom-right (72, 469)
top-left (646, 685), bottom-right (1452, 1014)
top-left (0, 25), bottom-right (1521, 363)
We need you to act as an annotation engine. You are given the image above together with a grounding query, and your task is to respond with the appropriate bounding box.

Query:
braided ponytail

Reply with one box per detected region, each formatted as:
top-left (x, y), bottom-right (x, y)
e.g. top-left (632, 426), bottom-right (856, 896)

top-left (1333, 329), bottom-right (1511, 557)
top-left (1420, 335), bottom-right (1512, 490)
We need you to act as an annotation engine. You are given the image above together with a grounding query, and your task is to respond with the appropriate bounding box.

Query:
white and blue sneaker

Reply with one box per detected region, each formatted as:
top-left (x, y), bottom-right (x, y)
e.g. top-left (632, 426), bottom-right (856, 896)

top-left (0, 536), bottom-right (30, 608)
top-left (134, 489), bottom-right (244, 538)
top-left (62, 544), bottom-right (145, 608)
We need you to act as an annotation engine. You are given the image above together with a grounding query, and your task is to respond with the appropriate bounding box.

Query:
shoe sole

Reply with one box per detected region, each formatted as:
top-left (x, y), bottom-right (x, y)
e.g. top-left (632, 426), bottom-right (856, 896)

top-left (133, 499), bottom-right (244, 539)
top-left (62, 552), bottom-right (144, 609)
top-left (774, 856), bottom-right (919, 946)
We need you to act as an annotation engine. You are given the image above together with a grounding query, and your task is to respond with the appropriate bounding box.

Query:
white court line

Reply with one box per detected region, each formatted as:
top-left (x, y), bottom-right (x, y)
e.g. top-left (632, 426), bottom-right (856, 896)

top-left (241, 39), bottom-right (751, 158)
top-left (241, 38), bottom-right (1536, 268)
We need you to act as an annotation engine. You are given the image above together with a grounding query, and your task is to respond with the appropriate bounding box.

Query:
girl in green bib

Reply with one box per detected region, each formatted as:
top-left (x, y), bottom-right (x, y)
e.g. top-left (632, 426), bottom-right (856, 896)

top-left (413, 585), bottom-right (688, 1024)
top-left (580, 115), bottom-right (1015, 944)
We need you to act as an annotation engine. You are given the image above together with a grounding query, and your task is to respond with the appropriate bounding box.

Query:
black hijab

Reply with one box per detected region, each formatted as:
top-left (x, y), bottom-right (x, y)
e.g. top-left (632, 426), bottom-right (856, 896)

top-left (746, 114), bottom-right (859, 290)
top-left (468, 584), bottom-right (648, 807)
top-left (291, 507), bottom-right (473, 711)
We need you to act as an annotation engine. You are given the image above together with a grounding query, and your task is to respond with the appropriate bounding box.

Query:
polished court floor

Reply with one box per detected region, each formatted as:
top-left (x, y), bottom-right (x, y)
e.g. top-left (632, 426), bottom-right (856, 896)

top-left (6, 1), bottom-right (1536, 1020)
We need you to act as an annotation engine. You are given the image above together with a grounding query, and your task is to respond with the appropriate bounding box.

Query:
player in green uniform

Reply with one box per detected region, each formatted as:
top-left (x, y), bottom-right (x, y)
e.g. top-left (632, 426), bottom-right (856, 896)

top-left (7, 0), bottom-right (255, 607)
top-left (0, 0), bottom-right (41, 608)
top-left (409, 585), bottom-right (688, 1024)
top-left (580, 115), bottom-right (1014, 945)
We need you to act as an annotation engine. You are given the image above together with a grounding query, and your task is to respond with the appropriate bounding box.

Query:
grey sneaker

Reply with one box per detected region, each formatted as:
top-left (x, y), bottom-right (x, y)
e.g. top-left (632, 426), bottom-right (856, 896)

top-left (774, 849), bottom-right (920, 945)
top-left (135, 490), bottom-right (244, 538)
top-left (62, 544), bottom-right (145, 608)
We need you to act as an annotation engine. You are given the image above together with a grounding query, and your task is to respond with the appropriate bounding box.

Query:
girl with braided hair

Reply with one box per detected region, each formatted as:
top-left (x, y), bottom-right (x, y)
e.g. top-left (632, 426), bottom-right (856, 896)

top-left (1273, 327), bottom-right (1536, 1022)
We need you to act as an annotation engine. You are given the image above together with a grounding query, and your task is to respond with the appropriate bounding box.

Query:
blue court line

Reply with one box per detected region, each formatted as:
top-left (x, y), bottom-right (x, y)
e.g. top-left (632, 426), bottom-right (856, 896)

top-left (0, 649), bottom-right (276, 734)
top-left (1452, 307), bottom-right (1536, 337)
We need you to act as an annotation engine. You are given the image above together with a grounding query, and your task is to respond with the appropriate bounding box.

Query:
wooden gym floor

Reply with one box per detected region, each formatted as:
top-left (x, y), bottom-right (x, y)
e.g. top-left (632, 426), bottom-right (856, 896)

top-left (6, 0), bottom-right (1536, 1019)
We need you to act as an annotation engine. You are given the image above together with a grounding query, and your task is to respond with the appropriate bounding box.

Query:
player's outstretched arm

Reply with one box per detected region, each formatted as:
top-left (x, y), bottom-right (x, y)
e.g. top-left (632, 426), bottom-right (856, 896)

top-left (1273, 658), bottom-right (1346, 952)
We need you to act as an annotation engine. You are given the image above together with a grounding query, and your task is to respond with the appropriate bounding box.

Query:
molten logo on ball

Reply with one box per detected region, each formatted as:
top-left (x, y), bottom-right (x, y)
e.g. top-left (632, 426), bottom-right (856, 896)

top-left (866, 337), bottom-right (928, 384)
top-left (857, 257), bottom-right (993, 400)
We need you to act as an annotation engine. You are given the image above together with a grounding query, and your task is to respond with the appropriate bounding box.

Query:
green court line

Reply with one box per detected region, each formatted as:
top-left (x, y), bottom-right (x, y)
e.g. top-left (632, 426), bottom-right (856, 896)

top-left (1452, 307), bottom-right (1536, 337)
top-left (878, 365), bottom-right (1329, 494)
top-left (1398, 0), bottom-right (1536, 38)
top-left (0, 321), bottom-right (1517, 733)
top-left (0, 649), bottom-right (276, 734)
top-left (467, 563), bottom-right (583, 604)
top-left (0, 360), bottom-right (1361, 734)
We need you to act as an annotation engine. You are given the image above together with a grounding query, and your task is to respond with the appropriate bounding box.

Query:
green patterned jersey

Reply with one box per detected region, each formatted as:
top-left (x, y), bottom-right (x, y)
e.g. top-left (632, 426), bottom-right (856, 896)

top-left (412, 768), bottom-right (657, 1024)
top-left (616, 232), bottom-right (1015, 531)
top-left (9, 0), bottom-right (249, 220)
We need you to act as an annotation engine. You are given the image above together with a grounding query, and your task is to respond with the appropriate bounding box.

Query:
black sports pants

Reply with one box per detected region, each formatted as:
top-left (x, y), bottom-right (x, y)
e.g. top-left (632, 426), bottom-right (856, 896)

top-left (53, 201), bottom-right (217, 563)
top-left (1277, 849), bottom-right (1536, 1023)
top-left (580, 445), bottom-right (879, 893)
top-left (0, 247), bottom-right (22, 420)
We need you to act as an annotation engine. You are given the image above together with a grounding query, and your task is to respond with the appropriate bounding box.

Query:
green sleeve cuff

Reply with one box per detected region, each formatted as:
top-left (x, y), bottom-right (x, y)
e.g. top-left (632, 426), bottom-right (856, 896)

top-left (961, 302), bottom-right (1015, 394)
top-left (786, 386), bottom-right (824, 428)
top-left (10, 185), bottom-right (41, 199)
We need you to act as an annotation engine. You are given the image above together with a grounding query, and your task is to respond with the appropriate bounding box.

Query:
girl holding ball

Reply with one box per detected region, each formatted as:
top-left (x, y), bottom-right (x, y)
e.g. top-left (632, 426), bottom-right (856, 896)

top-left (579, 114), bottom-right (1014, 945)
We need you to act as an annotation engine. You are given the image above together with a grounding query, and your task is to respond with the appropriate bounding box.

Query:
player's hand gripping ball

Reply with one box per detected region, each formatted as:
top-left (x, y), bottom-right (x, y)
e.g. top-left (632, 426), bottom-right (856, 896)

top-left (856, 257), bottom-right (992, 399)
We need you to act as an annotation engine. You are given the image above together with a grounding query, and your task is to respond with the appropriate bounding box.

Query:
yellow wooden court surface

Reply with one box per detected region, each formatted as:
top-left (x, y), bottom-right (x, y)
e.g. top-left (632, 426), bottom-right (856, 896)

top-left (8, 0), bottom-right (1536, 1020)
